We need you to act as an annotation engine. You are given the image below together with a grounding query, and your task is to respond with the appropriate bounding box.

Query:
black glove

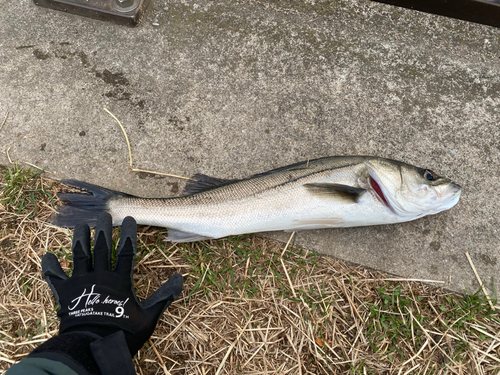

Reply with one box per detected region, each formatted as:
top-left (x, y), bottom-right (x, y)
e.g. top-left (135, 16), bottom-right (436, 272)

top-left (42, 213), bottom-right (183, 356)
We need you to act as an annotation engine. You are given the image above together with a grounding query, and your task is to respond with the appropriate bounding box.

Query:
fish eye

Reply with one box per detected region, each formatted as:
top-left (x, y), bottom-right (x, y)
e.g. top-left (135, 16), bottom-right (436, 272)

top-left (423, 170), bottom-right (436, 181)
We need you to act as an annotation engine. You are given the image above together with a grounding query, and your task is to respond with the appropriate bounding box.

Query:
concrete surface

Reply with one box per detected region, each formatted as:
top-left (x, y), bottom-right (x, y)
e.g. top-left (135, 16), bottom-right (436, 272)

top-left (1, 0), bottom-right (499, 296)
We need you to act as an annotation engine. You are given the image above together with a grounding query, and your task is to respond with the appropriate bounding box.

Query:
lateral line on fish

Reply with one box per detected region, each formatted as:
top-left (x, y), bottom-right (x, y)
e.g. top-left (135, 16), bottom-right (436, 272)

top-left (254, 165), bottom-right (361, 196)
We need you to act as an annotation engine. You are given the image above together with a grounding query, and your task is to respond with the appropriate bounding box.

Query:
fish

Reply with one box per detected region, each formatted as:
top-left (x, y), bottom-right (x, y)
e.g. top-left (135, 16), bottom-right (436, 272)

top-left (51, 156), bottom-right (461, 242)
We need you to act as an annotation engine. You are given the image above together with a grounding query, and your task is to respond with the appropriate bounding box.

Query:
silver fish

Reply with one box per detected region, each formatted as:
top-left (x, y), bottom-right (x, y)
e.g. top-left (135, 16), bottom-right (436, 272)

top-left (52, 156), bottom-right (461, 242)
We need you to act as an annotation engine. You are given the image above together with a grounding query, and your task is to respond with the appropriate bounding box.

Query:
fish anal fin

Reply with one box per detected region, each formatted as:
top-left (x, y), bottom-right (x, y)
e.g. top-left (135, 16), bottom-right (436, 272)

top-left (182, 174), bottom-right (239, 195)
top-left (304, 183), bottom-right (365, 203)
top-left (166, 229), bottom-right (214, 243)
top-left (289, 218), bottom-right (343, 231)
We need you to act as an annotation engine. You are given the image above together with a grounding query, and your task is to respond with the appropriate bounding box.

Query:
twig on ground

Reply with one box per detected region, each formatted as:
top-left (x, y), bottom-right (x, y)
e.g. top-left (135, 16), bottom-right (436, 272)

top-left (360, 278), bottom-right (445, 284)
top-left (280, 232), bottom-right (297, 298)
top-left (6, 147), bottom-right (13, 164)
top-left (148, 339), bottom-right (171, 375)
top-left (103, 107), bottom-right (133, 168)
top-left (0, 111), bottom-right (8, 133)
top-left (103, 108), bottom-right (194, 181)
top-left (465, 252), bottom-right (495, 310)
top-left (215, 315), bottom-right (253, 375)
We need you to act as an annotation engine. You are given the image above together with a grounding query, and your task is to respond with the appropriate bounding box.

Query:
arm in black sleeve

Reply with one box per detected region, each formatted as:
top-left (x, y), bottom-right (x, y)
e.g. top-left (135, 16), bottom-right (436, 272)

top-left (6, 331), bottom-right (135, 375)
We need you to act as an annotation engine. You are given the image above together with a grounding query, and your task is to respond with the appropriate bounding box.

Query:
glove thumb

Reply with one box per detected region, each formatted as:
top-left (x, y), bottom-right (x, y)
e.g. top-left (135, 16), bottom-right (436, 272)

top-left (140, 273), bottom-right (183, 317)
top-left (41, 253), bottom-right (69, 304)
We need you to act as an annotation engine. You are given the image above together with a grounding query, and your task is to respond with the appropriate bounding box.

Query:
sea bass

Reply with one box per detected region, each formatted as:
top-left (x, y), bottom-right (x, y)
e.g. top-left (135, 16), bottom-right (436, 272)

top-left (52, 156), bottom-right (461, 242)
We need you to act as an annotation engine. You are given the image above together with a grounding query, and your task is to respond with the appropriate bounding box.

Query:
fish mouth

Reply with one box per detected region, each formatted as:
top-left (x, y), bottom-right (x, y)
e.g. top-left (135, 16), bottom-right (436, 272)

top-left (450, 182), bottom-right (462, 195)
top-left (438, 182), bottom-right (461, 211)
top-left (369, 176), bottom-right (394, 212)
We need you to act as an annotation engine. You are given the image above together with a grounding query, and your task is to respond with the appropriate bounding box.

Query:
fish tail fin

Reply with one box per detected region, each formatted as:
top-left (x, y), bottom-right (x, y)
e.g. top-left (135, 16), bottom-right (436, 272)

top-left (52, 180), bottom-right (130, 228)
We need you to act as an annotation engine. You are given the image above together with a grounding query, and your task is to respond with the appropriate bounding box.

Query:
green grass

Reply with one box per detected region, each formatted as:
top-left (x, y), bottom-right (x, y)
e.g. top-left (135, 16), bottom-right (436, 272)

top-left (0, 164), bottom-right (55, 218)
top-left (366, 284), bottom-right (498, 364)
top-left (175, 235), bottom-right (323, 302)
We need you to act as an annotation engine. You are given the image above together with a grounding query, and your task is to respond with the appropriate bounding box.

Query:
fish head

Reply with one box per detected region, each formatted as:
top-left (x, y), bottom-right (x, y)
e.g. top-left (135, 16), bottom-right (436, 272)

top-left (365, 158), bottom-right (461, 219)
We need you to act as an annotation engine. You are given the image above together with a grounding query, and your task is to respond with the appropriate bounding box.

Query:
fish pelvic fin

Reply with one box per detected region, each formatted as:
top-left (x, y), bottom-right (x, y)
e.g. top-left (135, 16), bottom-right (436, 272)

top-left (304, 183), bottom-right (365, 203)
top-left (289, 217), bottom-right (343, 231)
top-left (166, 229), bottom-right (214, 243)
top-left (52, 180), bottom-right (131, 228)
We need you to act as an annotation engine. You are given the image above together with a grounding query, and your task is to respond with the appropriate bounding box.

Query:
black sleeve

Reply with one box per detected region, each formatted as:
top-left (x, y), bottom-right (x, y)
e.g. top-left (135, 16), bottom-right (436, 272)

top-left (6, 331), bottom-right (136, 375)
top-left (5, 357), bottom-right (80, 375)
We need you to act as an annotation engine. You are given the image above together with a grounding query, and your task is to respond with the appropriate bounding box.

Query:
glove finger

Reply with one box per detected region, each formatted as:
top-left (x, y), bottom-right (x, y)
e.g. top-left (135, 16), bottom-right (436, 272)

top-left (42, 253), bottom-right (69, 281)
top-left (42, 253), bottom-right (68, 303)
top-left (72, 222), bottom-right (92, 277)
top-left (115, 216), bottom-right (137, 276)
top-left (93, 212), bottom-right (113, 272)
top-left (141, 273), bottom-right (183, 314)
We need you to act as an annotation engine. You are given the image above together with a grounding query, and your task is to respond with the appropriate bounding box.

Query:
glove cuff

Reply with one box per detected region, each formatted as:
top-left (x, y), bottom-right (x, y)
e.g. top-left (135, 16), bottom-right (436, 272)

top-left (61, 323), bottom-right (122, 340)
top-left (28, 332), bottom-right (102, 375)
top-left (28, 331), bottom-right (136, 375)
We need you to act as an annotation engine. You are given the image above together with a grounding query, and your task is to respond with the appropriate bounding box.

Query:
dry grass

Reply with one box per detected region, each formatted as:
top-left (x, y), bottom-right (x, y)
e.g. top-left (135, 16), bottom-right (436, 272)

top-left (0, 165), bottom-right (499, 375)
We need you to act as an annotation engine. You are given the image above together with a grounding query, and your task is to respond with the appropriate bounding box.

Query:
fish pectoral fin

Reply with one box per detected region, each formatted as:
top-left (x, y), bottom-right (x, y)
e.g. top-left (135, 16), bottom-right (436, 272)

top-left (304, 183), bottom-right (365, 203)
top-left (166, 229), bottom-right (215, 243)
top-left (289, 218), bottom-right (343, 231)
top-left (182, 174), bottom-right (240, 195)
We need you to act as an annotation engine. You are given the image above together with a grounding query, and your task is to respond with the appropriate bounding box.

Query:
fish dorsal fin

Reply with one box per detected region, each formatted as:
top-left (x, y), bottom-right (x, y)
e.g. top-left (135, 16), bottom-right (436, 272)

top-left (304, 183), bottom-right (365, 203)
top-left (182, 174), bottom-right (240, 195)
top-left (249, 160), bottom-right (308, 178)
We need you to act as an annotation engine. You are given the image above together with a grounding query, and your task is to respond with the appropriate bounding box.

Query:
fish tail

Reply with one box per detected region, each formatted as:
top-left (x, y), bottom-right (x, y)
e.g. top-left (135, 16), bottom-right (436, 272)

top-left (52, 180), bottom-right (130, 228)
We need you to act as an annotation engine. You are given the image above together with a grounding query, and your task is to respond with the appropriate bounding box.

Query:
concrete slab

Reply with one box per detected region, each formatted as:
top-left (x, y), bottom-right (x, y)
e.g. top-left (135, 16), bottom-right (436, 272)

top-left (1, 0), bottom-right (499, 296)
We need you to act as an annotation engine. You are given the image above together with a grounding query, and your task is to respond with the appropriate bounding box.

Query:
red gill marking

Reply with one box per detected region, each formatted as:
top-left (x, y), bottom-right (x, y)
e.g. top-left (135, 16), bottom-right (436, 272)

top-left (370, 177), bottom-right (390, 208)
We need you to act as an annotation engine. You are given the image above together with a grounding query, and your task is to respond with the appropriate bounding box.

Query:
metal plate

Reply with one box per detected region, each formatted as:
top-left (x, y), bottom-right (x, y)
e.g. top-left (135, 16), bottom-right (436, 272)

top-left (34, 0), bottom-right (152, 26)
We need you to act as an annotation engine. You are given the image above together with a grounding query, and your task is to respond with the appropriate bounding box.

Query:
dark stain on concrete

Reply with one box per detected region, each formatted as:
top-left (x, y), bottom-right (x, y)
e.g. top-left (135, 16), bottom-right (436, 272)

top-left (95, 69), bottom-right (129, 87)
top-left (22, 44), bottom-right (147, 109)
top-left (138, 172), bottom-right (154, 179)
top-left (78, 51), bottom-right (91, 68)
top-left (138, 171), bottom-right (167, 180)
top-left (477, 253), bottom-right (498, 266)
top-left (27, 45), bottom-right (125, 85)
top-left (168, 116), bottom-right (191, 131)
top-left (104, 89), bottom-right (146, 108)
top-left (33, 49), bottom-right (50, 60)
top-left (167, 182), bottom-right (180, 194)
top-left (430, 241), bottom-right (441, 252)
top-left (29, 46), bottom-right (94, 73)
top-left (105, 89), bottom-right (132, 100)
top-left (136, 100), bottom-right (145, 109)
